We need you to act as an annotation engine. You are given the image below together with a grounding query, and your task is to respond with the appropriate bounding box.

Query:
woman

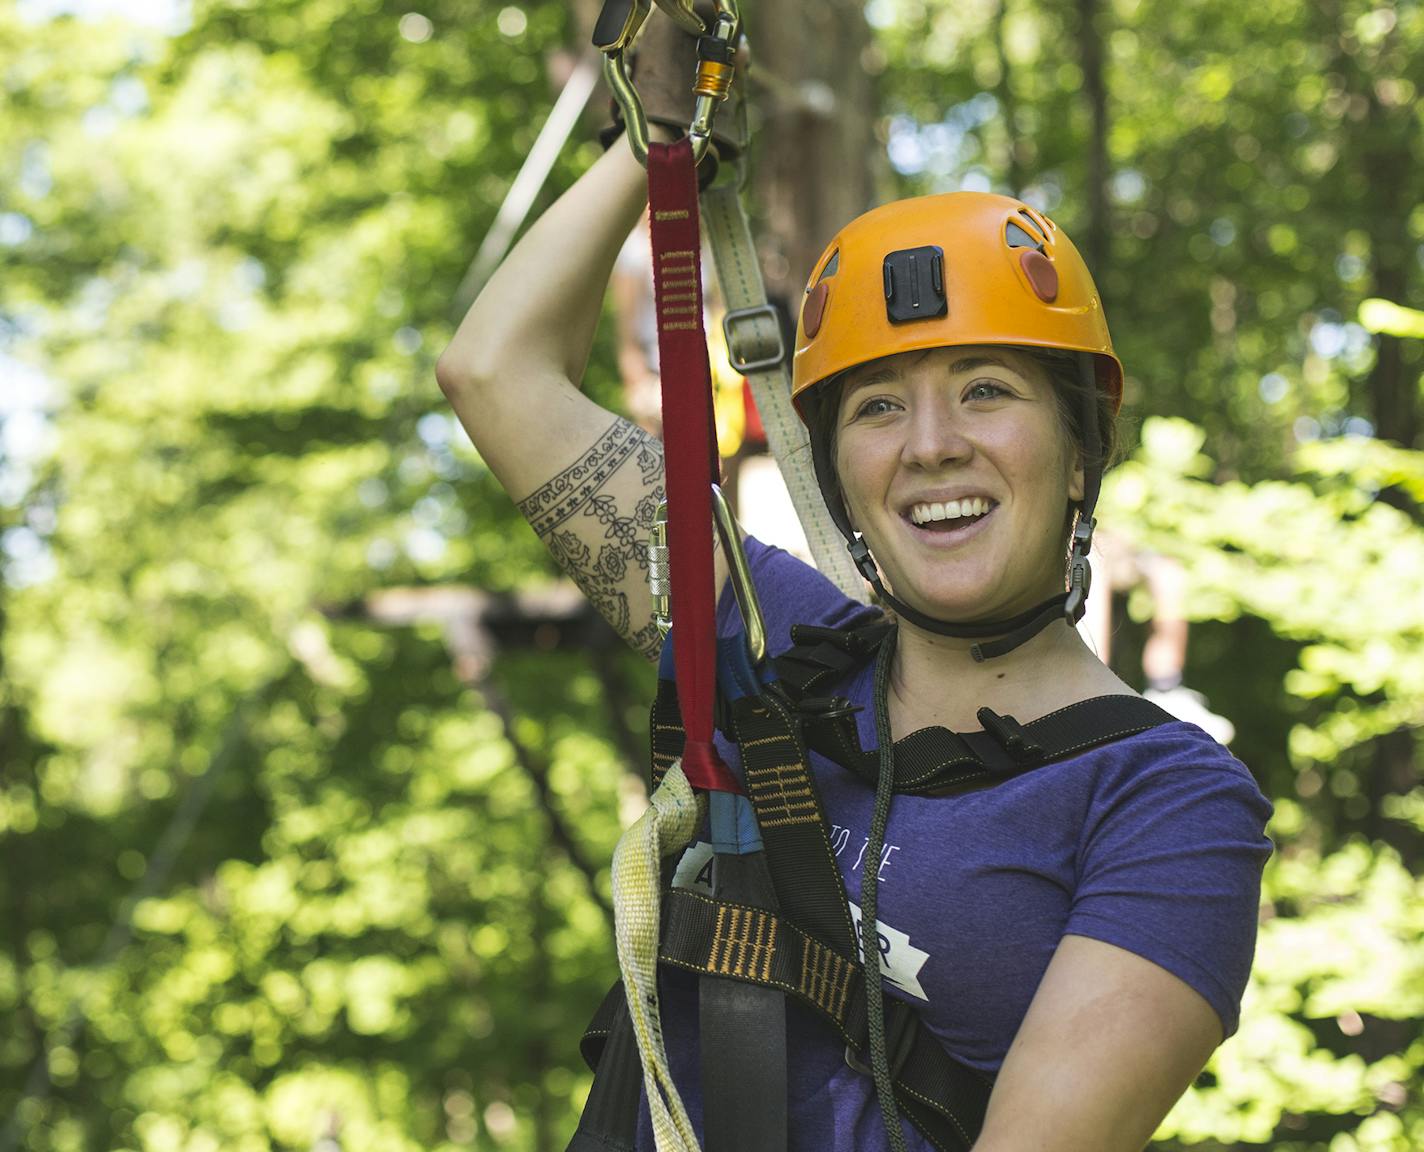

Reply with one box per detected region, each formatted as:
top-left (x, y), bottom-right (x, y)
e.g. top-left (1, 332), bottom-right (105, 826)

top-left (436, 54), bottom-right (1272, 1152)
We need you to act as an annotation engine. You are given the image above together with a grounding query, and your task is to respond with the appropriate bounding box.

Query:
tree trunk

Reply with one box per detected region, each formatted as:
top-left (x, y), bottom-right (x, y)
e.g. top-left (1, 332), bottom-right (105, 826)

top-left (1076, 0), bottom-right (1110, 281)
top-left (743, 0), bottom-right (879, 305)
top-left (993, 0), bottom-right (1025, 196)
top-left (1362, 124), bottom-right (1419, 451)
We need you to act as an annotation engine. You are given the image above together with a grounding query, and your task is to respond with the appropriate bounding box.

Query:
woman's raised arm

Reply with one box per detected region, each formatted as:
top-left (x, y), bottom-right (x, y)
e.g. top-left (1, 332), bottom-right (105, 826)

top-left (436, 134), bottom-right (673, 658)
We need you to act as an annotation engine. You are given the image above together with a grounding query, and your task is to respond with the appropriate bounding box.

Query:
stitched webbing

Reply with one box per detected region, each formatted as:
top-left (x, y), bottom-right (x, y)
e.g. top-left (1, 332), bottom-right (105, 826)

top-left (657, 888), bottom-right (990, 1150)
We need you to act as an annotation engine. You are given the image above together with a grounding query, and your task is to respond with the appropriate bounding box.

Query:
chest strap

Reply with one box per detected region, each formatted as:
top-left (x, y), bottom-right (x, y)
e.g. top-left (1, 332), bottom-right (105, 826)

top-left (776, 620), bottom-right (1176, 796)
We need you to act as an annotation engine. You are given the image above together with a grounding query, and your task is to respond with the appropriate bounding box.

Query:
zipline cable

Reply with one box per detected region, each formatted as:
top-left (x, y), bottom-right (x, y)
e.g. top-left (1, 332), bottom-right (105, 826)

top-left (453, 50), bottom-right (603, 312)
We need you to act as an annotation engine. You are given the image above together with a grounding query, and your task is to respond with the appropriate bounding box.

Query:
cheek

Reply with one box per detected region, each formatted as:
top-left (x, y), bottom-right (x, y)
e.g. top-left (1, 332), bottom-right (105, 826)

top-left (833, 434), bottom-right (884, 532)
top-left (833, 442), bottom-right (859, 517)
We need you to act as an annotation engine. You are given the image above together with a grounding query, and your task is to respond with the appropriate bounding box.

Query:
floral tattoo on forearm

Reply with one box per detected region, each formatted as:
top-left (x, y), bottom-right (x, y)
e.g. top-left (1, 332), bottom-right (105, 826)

top-left (518, 419), bottom-right (665, 658)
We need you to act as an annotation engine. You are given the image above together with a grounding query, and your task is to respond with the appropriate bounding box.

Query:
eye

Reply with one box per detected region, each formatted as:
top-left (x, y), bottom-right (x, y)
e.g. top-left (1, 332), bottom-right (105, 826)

top-left (852, 396), bottom-right (901, 419)
top-left (965, 380), bottom-right (1011, 402)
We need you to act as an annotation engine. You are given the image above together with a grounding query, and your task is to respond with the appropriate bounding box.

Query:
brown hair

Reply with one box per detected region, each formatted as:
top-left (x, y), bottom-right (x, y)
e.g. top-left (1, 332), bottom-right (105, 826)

top-left (1014, 347), bottom-right (1122, 478)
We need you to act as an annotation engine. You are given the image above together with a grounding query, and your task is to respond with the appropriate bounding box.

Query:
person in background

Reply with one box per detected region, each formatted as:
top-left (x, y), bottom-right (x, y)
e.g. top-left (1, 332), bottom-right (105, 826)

top-left (1084, 534), bottom-right (1236, 744)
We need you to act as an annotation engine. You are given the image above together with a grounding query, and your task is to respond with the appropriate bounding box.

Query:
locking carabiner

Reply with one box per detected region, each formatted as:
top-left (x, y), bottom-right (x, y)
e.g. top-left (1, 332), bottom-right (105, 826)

top-left (593, 0), bottom-right (741, 168)
top-left (646, 485), bottom-right (766, 665)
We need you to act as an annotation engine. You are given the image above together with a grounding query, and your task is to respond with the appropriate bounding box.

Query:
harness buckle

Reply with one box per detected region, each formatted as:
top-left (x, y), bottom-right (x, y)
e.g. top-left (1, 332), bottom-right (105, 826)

top-left (797, 695), bottom-right (861, 720)
top-left (722, 303), bottom-right (786, 374)
top-left (845, 999), bottom-right (920, 1081)
top-left (976, 708), bottom-right (1045, 764)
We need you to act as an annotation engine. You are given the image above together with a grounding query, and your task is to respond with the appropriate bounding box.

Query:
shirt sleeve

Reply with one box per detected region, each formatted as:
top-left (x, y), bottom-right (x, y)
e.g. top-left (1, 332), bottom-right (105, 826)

top-left (1063, 730), bottom-right (1274, 1038)
top-left (716, 536), bottom-right (879, 658)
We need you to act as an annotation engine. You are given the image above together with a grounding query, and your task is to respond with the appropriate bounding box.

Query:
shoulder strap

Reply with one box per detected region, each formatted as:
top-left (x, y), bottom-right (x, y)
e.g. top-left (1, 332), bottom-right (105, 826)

top-left (807, 694), bottom-right (1176, 797)
top-left (771, 619), bottom-right (895, 700)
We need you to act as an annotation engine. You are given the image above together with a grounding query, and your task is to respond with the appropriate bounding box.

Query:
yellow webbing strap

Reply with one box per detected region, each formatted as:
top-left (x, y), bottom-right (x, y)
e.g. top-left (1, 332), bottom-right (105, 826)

top-left (700, 180), bottom-right (868, 603)
top-left (611, 760), bottom-right (709, 1151)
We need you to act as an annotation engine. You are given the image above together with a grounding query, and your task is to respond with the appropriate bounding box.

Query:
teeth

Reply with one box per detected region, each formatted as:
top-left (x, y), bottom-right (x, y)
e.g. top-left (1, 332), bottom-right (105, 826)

top-left (909, 498), bottom-right (993, 524)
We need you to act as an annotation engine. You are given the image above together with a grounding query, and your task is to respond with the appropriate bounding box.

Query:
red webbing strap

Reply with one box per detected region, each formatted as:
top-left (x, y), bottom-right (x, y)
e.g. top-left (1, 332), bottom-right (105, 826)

top-left (647, 137), bottom-right (739, 795)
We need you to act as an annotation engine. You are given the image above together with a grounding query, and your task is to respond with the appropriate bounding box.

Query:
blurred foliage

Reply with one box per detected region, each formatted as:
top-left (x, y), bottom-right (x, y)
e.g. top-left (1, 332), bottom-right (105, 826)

top-left (0, 0), bottom-right (1421, 1150)
top-left (1098, 425), bottom-right (1424, 1147)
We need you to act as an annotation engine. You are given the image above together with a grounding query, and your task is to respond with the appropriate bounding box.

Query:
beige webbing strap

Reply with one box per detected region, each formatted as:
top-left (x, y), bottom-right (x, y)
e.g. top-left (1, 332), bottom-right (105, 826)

top-left (700, 181), bottom-right (867, 603)
top-left (610, 760), bottom-right (708, 1151)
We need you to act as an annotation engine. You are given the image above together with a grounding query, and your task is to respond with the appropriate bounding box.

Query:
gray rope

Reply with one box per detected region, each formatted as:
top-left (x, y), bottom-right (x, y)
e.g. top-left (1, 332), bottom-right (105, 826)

top-left (864, 628), bottom-right (909, 1152)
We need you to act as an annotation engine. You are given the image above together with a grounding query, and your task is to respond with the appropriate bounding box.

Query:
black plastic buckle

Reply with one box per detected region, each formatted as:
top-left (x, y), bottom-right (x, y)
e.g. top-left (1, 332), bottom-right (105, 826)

top-left (798, 695), bottom-right (861, 721)
top-left (722, 304), bottom-right (786, 374)
top-left (976, 707), bottom-right (1045, 764)
top-left (847, 536), bottom-right (881, 585)
top-left (1064, 516), bottom-right (1095, 619)
top-left (845, 1000), bottom-right (920, 1080)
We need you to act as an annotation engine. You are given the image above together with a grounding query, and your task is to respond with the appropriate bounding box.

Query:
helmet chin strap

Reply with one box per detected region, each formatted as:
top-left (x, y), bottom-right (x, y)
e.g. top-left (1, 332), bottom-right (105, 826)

top-left (847, 534), bottom-right (1082, 662)
top-left (843, 354), bottom-right (1103, 663)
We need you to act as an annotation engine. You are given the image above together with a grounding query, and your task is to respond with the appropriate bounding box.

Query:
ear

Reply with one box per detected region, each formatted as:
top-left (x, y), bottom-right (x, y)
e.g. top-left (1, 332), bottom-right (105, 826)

top-left (1068, 450), bottom-right (1085, 504)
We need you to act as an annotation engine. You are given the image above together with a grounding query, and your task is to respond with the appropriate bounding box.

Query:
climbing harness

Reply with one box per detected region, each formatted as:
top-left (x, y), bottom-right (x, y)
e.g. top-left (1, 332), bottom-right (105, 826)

top-left (572, 610), bottom-right (1178, 1152)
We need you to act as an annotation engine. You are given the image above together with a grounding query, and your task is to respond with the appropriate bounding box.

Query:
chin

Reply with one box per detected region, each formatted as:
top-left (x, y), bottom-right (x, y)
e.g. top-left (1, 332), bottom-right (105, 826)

top-left (889, 575), bottom-right (1059, 623)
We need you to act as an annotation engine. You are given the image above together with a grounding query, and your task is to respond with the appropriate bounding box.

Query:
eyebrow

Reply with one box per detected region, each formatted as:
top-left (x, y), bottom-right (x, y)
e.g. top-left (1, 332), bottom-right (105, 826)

top-left (843, 355), bottom-right (1014, 395)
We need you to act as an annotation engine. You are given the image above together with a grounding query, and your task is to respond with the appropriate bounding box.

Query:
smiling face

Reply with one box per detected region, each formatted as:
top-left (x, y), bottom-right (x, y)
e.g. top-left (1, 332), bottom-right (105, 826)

top-left (833, 344), bottom-right (1085, 624)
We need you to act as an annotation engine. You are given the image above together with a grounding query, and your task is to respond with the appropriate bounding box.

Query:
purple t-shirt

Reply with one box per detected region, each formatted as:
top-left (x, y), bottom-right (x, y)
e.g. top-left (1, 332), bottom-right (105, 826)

top-left (637, 538), bottom-right (1273, 1151)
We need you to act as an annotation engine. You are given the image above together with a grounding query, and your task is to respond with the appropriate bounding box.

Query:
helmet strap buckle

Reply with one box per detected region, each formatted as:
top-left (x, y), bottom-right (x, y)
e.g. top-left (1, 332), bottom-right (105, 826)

top-left (1063, 514), bottom-right (1095, 622)
top-left (847, 536), bottom-right (883, 587)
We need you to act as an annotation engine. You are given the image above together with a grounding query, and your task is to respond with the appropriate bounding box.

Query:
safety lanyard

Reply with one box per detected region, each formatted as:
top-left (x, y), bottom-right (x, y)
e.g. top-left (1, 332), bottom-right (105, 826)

top-left (647, 138), bottom-right (739, 795)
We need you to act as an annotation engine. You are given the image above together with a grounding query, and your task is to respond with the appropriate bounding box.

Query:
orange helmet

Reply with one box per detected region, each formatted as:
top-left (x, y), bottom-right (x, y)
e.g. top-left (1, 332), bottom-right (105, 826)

top-left (792, 191), bottom-right (1121, 410)
top-left (788, 191), bottom-right (1121, 657)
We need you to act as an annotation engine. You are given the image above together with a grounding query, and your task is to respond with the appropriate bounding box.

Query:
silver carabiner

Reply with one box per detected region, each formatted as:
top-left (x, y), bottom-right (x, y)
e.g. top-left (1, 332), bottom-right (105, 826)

top-left (712, 482), bottom-right (765, 665)
top-left (646, 485), bottom-right (766, 665)
top-left (594, 0), bottom-right (741, 168)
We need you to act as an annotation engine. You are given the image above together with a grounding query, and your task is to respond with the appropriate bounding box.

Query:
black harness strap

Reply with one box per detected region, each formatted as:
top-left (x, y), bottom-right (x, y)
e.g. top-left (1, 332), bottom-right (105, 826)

top-left (801, 693), bottom-right (1176, 797)
top-left (568, 984), bottom-right (641, 1152)
top-left (701, 847), bottom-right (788, 1152)
top-left (726, 688), bottom-right (859, 956)
top-left (659, 889), bottom-right (988, 1151)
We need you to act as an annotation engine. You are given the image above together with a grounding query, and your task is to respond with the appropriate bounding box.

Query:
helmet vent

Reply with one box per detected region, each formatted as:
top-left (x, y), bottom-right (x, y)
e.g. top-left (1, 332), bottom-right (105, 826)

top-left (813, 249), bottom-right (840, 287)
top-left (1006, 221), bottom-right (1044, 252)
top-left (1018, 206), bottom-right (1053, 239)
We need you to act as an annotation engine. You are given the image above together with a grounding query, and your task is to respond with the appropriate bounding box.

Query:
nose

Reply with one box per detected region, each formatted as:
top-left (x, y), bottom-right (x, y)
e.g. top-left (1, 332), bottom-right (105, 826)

top-left (900, 394), bottom-right (973, 471)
